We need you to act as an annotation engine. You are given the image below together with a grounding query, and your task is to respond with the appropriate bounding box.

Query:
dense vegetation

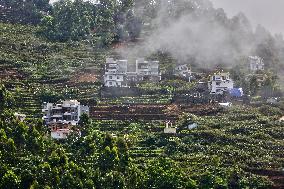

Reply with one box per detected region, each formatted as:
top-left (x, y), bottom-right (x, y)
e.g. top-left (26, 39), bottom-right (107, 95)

top-left (1, 85), bottom-right (284, 188)
top-left (0, 0), bottom-right (284, 188)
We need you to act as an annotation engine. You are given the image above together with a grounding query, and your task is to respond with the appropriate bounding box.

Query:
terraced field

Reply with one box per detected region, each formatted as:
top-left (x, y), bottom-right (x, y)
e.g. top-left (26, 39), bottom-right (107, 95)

top-left (0, 23), bottom-right (109, 117)
top-left (90, 107), bottom-right (284, 188)
top-left (1, 23), bottom-right (284, 188)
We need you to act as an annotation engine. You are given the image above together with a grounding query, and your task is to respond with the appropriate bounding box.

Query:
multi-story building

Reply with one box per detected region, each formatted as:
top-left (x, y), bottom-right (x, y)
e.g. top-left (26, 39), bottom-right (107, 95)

top-left (136, 58), bottom-right (161, 81)
top-left (104, 58), bottom-right (128, 87)
top-left (42, 100), bottom-right (89, 125)
top-left (248, 56), bottom-right (264, 72)
top-left (103, 58), bottom-right (161, 87)
top-left (208, 72), bottom-right (234, 94)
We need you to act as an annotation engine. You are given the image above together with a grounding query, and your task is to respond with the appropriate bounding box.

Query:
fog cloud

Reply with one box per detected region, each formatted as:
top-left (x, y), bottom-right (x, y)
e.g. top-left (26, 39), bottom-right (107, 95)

top-left (117, 0), bottom-right (254, 69)
top-left (211, 0), bottom-right (284, 34)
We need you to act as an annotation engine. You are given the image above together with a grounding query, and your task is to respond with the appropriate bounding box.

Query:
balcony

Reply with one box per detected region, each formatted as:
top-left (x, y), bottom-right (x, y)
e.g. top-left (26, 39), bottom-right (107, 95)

top-left (51, 114), bottom-right (63, 118)
top-left (52, 106), bottom-right (62, 110)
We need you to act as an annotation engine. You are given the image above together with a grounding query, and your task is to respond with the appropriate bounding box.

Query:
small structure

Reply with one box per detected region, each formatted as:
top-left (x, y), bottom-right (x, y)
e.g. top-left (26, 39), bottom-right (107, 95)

top-left (174, 64), bottom-right (192, 82)
top-left (42, 100), bottom-right (89, 125)
top-left (164, 121), bottom-right (177, 134)
top-left (14, 113), bottom-right (26, 122)
top-left (218, 102), bottom-right (232, 107)
top-left (266, 97), bottom-right (279, 104)
top-left (229, 88), bottom-right (244, 97)
top-left (208, 72), bottom-right (234, 95)
top-left (248, 56), bottom-right (264, 72)
top-left (187, 123), bottom-right (198, 129)
top-left (103, 58), bottom-right (161, 87)
top-left (49, 122), bottom-right (78, 140)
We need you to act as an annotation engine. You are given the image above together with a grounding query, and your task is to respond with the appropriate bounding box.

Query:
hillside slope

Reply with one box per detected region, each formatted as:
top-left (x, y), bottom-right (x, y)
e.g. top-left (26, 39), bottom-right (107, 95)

top-left (0, 23), bottom-right (107, 117)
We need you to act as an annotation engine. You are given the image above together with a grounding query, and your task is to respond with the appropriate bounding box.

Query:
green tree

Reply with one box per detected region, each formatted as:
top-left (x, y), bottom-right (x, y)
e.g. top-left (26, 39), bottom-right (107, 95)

top-left (145, 158), bottom-right (197, 189)
top-left (117, 137), bottom-right (130, 171)
top-left (249, 75), bottom-right (259, 96)
top-left (0, 84), bottom-right (14, 111)
top-left (125, 10), bottom-right (142, 41)
top-left (0, 0), bottom-right (51, 25)
top-left (1, 170), bottom-right (20, 189)
top-left (99, 146), bottom-right (119, 172)
top-left (96, 0), bottom-right (117, 46)
top-left (40, 0), bottom-right (93, 41)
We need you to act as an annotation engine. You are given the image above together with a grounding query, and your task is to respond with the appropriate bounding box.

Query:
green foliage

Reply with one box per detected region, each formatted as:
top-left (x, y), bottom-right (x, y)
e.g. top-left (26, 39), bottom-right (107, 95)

top-left (39, 0), bottom-right (93, 41)
top-left (258, 105), bottom-right (282, 116)
top-left (0, 84), bottom-right (15, 111)
top-left (0, 104), bottom-right (281, 188)
top-left (1, 170), bottom-right (20, 189)
top-left (1, 1), bottom-right (284, 188)
top-left (145, 158), bottom-right (197, 189)
top-left (0, 0), bottom-right (51, 25)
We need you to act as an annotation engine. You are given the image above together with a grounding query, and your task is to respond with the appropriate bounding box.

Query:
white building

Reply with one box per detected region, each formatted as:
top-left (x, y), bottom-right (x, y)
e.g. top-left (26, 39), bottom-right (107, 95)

top-left (14, 113), bottom-right (26, 122)
top-left (104, 58), bottom-right (128, 87)
top-left (249, 56), bottom-right (264, 72)
top-left (42, 100), bottom-right (89, 125)
top-left (164, 121), bottom-right (177, 134)
top-left (174, 64), bottom-right (192, 77)
top-left (208, 72), bottom-right (234, 95)
top-left (103, 58), bottom-right (161, 87)
top-left (187, 123), bottom-right (198, 129)
top-left (218, 102), bottom-right (232, 107)
top-left (136, 58), bottom-right (161, 81)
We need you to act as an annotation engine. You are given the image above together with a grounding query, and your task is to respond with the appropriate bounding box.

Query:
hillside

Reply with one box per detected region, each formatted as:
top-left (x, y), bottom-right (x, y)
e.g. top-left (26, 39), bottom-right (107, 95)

top-left (0, 22), bottom-right (284, 189)
top-left (0, 23), bottom-right (107, 117)
top-left (0, 0), bottom-right (284, 188)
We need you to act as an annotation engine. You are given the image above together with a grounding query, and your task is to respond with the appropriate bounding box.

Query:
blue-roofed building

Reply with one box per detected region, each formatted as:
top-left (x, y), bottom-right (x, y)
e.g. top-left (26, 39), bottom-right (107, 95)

top-left (229, 88), bottom-right (244, 97)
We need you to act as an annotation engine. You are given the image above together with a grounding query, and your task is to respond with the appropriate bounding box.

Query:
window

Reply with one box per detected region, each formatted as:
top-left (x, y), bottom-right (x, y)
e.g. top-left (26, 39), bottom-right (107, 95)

top-left (216, 82), bottom-right (221, 86)
top-left (109, 82), bottom-right (112, 86)
top-left (109, 76), bottom-right (113, 79)
top-left (117, 76), bottom-right (120, 79)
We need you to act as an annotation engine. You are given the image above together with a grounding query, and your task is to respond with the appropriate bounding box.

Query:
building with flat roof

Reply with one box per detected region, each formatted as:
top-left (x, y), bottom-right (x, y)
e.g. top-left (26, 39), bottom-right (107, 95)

top-left (104, 58), bottom-right (161, 87)
top-left (42, 100), bottom-right (89, 125)
top-left (208, 72), bottom-right (234, 95)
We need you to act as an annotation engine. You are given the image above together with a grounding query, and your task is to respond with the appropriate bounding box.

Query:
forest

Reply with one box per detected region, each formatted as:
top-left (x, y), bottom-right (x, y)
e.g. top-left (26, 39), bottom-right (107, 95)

top-left (0, 0), bottom-right (284, 188)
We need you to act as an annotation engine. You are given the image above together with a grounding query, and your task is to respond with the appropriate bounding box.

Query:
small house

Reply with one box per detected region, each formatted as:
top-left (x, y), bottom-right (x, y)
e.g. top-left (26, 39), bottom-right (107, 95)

top-left (14, 113), bottom-right (26, 122)
top-left (164, 121), bottom-right (177, 134)
top-left (49, 122), bottom-right (81, 140)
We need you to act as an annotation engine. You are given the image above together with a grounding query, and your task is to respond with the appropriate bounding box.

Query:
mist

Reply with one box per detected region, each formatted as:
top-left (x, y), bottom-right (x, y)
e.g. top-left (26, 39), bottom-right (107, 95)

top-left (117, 0), bottom-right (255, 69)
top-left (211, 0), bottom-right (284, 35)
